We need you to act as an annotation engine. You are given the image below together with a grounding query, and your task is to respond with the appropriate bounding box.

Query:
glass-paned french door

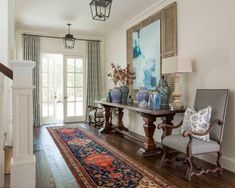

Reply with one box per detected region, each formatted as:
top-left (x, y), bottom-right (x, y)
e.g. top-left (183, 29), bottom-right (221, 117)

top-left (64, 56), bottom-right (86, 122)
top-left (41, 53), bottom-right (86, 124)
top-left (41, 54), bottom-right (63, 124)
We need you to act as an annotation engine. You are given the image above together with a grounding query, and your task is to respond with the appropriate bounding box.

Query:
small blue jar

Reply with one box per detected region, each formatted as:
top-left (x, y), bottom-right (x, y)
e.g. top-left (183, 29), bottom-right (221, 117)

top-left (111, 87), bottom-right (122, 103)
top-left (151, 92), bottom-right (161, 109)
top-left (136, 87), bottom-right (149, 105)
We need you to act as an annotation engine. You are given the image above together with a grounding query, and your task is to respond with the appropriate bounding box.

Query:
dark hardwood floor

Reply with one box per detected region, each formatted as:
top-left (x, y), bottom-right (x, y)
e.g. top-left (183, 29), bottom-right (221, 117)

top-left (31, 123), bottom-right (235, 187)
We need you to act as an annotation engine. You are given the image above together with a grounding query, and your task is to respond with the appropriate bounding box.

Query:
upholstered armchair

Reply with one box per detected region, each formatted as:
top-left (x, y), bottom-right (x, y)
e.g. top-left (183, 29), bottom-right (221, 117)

top-left (158, 89), bottom-right (229, 181)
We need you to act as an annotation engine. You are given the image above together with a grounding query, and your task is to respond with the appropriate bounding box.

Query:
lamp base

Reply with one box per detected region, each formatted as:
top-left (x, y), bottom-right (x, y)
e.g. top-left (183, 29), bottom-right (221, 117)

top-left (170, 74), bottom-right (184, 110)
top-left (170, 100), bottom-right (184, 110)
top-left (170, 95), bottom-right (184, 110)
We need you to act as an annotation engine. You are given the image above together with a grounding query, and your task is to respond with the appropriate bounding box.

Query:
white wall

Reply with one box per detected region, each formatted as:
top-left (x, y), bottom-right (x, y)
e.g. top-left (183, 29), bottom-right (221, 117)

top-left (178, 0), bottom-right (235, 172)
top-left (0, 0), bottom-right (9, 65)
top-left (0, 0), bottom-right (9, 185)
top-left (0, 0), bottom-right (16, 186)
top-left (104, 0), bottom-right (235, 172)
top-left (5, 0), bottom-right (15, 147)
top-left (0, 0), bottom-right (15, 148)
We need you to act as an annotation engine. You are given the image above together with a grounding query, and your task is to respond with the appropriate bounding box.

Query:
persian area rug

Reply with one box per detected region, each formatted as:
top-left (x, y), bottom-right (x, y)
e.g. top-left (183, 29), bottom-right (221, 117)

top-left (47, 126), bottom-right (176, 188)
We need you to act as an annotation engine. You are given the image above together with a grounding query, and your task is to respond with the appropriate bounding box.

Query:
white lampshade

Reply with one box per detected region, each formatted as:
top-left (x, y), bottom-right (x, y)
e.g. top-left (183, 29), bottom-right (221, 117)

top-left (162, 56), bottom-right (192, 74)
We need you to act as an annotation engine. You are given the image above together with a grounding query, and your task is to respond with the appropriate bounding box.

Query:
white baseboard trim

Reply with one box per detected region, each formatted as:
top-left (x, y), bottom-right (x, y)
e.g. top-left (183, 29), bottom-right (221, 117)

top-left (197, 153), bottom-right (235, 173)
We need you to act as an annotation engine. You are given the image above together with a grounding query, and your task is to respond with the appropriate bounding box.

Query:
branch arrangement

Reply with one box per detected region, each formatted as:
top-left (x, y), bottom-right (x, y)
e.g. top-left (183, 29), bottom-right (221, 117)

top-left (108, 63), bottom-right (136, 86)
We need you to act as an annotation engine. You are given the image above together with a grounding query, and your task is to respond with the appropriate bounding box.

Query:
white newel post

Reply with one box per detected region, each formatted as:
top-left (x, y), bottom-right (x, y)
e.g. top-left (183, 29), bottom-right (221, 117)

top-left (10, 61), bottom-right (36, 188)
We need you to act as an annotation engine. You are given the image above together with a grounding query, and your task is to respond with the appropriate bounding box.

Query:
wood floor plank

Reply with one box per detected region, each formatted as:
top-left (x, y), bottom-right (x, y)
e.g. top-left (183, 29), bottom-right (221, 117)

top-left (6, 123), bottom-right (235, 188)
top-left (35, 150), bottom-right (56, 188)
top-left (37, 127), bottom-right (78, 188)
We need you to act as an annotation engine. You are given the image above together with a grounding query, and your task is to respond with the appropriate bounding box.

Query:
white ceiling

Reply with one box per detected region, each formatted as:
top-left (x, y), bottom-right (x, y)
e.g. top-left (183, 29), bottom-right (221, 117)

top-left (15, 0), bottom-right (159, 37)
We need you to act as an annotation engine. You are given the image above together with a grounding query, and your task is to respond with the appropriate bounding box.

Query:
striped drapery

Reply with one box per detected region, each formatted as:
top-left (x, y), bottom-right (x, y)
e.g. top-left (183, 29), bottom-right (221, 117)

top-left (86, 41), bottom-right (101, 120)
top-left (23, 35), bottom-right (41, 126)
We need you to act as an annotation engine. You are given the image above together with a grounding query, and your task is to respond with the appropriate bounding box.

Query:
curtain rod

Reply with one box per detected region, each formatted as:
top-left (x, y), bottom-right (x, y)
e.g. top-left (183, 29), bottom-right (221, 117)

top-left (22, 33), bottom-right (101, 43)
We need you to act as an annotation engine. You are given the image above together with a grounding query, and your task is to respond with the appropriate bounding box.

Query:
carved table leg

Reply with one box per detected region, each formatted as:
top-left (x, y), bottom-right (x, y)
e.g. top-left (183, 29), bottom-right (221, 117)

top-left (161, 115), bottom-right (174, 135)
top-left (117, 108), bottom-right (128, 131)
top-left (137, 114), bottom-right (157, 156)
top-left (99, 106), bottom-right (112, 133)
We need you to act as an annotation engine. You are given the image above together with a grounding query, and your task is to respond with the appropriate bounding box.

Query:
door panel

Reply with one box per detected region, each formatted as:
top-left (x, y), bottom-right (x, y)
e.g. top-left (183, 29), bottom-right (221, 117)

top-left (64, 56), bottom-right (86, 122)
top-left (41, 53), bottom-right (63, 124)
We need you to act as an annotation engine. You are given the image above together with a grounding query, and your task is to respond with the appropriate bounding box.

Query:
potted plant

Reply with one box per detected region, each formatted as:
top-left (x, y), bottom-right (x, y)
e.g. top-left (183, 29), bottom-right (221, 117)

top-left (108, 63), bottom-right (135, 103)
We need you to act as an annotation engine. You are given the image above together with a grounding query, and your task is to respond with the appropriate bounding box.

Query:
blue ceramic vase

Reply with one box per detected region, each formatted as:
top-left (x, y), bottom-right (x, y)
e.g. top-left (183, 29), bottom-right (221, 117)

top-left (136, 87), bottom-right (149, 105)
top-left (119, 84), bottom-right (129, 104)
top-left (150, 92), bottom-right (161, 109)
top-left (157, 78), bottom-right (170, 108)
top-left (111, 87), bottom-right (121, 103)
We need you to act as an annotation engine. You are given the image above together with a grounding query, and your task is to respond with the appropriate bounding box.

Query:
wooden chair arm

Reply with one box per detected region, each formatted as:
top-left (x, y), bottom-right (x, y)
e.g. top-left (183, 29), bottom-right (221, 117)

top-left (158, 120), bottom-right (183, 142)
top-left (87, 105), bottom-right (103, 111)
top-left (87, 105), bottom-right (94, 109)
top-left (182, 119), bottom-right (223, 137)
top-left (157, 120), bottom-right (183, 130)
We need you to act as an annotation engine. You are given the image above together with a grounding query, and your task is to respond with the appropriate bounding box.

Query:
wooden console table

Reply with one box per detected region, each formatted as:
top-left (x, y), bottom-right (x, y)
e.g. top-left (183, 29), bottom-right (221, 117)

top-left (96, 101), bottom-right (185, 156)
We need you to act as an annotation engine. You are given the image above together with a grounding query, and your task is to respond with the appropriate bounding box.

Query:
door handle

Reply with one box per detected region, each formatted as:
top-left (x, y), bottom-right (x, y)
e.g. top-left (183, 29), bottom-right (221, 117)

top-left (64, 96), bottom-right (67, 100)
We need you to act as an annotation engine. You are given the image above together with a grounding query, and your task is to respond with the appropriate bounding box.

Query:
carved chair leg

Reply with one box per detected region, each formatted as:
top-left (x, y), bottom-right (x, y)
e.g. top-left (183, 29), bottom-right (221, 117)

top-left (93, 117), bottom-right (103, 128)
top-left (217, 151), bottom-right (223, 176)
top-left (94, 119), bottom-right (98, 128)
top-left (88, 116), bottom-right (92, 125)
top-left (186, 157), bottom-right (193, 181)
top-left (94, 117), bottom-right (100, 127)
top-left (161, 146), bottom-right (167, 167)
top-left (93, 111), bottom-right (98, 128)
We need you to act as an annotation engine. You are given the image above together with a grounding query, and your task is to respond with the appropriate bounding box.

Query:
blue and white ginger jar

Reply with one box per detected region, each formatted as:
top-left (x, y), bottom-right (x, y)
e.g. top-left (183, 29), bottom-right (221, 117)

top-left (157, 78), bottom-right (170, 108)
top-left (136, 87), bottom-right (149, 105)
top-left (111, 87), bottom-right (122, 103)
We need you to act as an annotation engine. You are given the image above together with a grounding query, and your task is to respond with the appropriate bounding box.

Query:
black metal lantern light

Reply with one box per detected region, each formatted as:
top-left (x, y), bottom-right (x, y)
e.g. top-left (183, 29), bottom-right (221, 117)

top-left (64, 23), bottom-right (75, 49)
top-left (90, 0), bottom-right (112, 21)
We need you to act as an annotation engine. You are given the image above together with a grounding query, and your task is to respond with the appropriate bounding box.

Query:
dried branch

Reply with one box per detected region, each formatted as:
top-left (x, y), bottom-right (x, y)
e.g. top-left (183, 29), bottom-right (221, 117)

top-left (107, 63), bottom-right (136, 86)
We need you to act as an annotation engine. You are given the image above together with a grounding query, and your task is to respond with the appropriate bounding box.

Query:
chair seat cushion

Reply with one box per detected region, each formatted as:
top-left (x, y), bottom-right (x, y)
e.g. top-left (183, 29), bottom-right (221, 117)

top-left (162, 134), bottom-right (220, 155)
top-left (89, 109), bottom-right (103, 118)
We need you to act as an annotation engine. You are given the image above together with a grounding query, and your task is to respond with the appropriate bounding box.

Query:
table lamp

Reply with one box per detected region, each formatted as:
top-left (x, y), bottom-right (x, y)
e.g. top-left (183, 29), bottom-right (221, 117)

top-left (162, 56), bottom-right (192, 109)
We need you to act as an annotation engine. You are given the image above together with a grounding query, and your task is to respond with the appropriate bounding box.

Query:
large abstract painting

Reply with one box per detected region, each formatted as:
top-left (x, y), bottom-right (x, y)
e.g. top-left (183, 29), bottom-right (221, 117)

top-left (132, 20), bottom-right (160, 90)
top-left (127, 2), bottom-right (177, 94)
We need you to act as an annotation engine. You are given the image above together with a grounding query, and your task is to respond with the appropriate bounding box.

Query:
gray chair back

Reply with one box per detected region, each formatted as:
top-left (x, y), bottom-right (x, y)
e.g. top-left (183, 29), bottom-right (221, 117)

top-left (194, 89), bottom-right (229, 142)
